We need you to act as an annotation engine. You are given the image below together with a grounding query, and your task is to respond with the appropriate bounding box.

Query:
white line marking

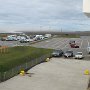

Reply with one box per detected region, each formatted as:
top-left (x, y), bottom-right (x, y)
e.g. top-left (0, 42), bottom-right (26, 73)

top-left (62, 43), bottom-right (69, 49)
top-left (55, 39), bottom-right (69, 49)
top-left (80, 39), bottom-right (83, 48)
top-left (50, 38), bottom-right (64, 47)
top-left (87, 39), bottom-right (89, 46)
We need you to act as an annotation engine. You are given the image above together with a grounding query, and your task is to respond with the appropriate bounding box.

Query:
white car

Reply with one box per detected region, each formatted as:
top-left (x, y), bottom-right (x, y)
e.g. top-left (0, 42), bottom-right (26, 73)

top-left (74, 52), bottom-right (84, 59)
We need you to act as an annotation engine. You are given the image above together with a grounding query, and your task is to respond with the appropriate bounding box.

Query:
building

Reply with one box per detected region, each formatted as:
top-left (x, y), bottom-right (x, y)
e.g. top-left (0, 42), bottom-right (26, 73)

top-left (83, 0), bottom-right (90, 17)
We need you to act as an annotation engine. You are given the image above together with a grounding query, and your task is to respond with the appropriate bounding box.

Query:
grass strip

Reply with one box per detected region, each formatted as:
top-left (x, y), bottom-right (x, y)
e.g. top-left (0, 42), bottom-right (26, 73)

top-left (0, 46), bottom-right (53, 72)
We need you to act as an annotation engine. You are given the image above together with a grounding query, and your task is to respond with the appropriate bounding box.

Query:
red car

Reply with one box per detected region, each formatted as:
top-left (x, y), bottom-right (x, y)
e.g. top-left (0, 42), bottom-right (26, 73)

top-left (70, 43), bottom-right (79, 48)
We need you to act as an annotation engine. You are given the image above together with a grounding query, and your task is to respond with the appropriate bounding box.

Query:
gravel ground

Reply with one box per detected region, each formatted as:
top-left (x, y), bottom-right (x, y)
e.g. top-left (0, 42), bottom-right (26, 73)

top-left (0, 58), bottom-right (90, 90)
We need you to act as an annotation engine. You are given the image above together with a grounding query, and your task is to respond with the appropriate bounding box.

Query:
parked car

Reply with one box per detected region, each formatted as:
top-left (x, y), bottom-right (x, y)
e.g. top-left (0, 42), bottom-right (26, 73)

top-left (70, 43), bottom-right (79, 48)
top-left (6, 35), bottom-right (17, 41)
top-left (52, 49), bottom-right (63, 57)
top-left (19, 39), bottom-right (28, 43)
top-left (74, 52), bottom-right (84, 59)
top-left (0, 37), bottom-right (6, 41)
top-left (20, 38), bottom-right (33, 43)
top-left (64, 50), bottom-right (73, 58)
top-left (74, 44), bottom-right (79, 48)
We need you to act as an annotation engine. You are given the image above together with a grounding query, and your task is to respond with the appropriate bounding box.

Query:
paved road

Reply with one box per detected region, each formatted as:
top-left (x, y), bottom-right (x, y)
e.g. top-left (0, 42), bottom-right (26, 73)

top-left (0, 58), bottom-right (90, 90)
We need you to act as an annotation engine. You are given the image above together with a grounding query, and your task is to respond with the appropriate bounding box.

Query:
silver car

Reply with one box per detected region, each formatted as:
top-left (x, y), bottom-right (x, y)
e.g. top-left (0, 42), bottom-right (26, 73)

top-left (74, 52), bottom-right (84, 59)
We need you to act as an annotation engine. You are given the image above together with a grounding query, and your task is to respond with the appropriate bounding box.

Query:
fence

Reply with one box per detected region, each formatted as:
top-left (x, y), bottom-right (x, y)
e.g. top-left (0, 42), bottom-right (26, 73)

top-left (0, 54), bottom-right (51, 82)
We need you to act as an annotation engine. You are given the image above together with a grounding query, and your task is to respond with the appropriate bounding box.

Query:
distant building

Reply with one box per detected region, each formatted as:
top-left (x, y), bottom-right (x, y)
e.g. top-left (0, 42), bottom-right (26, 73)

top-left (83, 0), bottom-right (90, 17)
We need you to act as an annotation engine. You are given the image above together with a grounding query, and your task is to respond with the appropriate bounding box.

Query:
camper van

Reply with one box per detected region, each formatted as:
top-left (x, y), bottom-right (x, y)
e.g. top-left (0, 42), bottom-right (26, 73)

top-left (6, 35), bottom-right (17, 41)
top-left (87, 46), bottom-right (90, 54)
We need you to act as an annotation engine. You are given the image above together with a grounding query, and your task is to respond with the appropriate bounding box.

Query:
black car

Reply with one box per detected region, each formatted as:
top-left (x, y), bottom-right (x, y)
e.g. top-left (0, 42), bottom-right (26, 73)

top-left (52, 50), bottom-right (63, 57)
top-left (64, 50), bottom-right (73, 58)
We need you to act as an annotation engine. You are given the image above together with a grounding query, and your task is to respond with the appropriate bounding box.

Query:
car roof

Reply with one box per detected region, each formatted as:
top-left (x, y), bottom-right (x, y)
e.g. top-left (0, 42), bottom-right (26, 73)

top-left (77, 52), bottom-right (82, 53)
top-left (65, 51), bottom-right (73, 53)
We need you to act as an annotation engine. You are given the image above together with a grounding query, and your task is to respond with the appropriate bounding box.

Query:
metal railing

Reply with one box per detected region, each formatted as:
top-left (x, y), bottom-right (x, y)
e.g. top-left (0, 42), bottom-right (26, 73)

top-left (0, 54), bottom-right (51, 82)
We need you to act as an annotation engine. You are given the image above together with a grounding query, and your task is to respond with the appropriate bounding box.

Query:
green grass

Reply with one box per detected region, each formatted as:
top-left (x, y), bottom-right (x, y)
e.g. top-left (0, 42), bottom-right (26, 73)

top-left (0, 46), bottom-right (53, 72)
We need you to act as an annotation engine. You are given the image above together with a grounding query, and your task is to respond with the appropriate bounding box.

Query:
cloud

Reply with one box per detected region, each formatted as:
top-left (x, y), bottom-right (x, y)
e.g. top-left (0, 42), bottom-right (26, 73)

top-left (0, 0), bottom-right (89, 32)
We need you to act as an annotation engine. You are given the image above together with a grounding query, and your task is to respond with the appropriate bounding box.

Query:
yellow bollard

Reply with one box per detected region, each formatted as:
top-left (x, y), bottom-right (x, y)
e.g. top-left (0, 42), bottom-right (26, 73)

top-left (21, 70), bottom-right (25, 74)
top-left (84, 69), bottom-right (89, 75)
top-left (20, 72), bottom-right (24, 76)
top-left (46, 58), bottom-right (50, 62)
top-left (20, 70), bottom-right (25, 76)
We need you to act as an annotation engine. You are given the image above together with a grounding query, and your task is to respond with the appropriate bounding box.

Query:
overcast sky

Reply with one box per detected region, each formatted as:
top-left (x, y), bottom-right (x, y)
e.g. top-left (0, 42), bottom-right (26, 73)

top-left (0, 0), bottom-right (90, 32)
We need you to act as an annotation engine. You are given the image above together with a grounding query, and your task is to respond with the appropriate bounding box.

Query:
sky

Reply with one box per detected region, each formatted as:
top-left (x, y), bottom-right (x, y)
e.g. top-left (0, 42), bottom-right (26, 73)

top-left (0, 0), bottom-right (90, 32)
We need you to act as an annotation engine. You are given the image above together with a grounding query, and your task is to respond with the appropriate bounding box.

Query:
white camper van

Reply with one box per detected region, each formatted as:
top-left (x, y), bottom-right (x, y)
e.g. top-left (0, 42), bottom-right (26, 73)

top-left (6, 35), bottom-right (17, 41)
top-left (87, 46), bottom-right (90, 54)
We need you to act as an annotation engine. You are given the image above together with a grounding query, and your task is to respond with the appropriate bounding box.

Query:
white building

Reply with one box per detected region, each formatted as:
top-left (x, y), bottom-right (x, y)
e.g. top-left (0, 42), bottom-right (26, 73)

top-left (83, 0), bottom-right (90, 17)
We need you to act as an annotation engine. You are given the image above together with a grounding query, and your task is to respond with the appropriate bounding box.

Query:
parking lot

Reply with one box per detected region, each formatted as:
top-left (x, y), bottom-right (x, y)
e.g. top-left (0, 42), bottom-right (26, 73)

top-left (0, 36), bottom-right (90, 59)
top-left (0, 40), bottom-right (30, 47)
top-left (0, 36), bottom-right (90, 90)
top-left (30, 36), bottom-right (90, 60)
